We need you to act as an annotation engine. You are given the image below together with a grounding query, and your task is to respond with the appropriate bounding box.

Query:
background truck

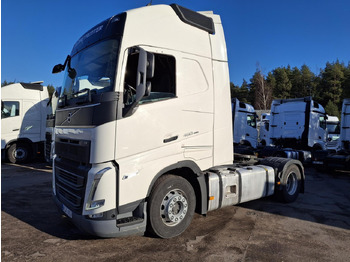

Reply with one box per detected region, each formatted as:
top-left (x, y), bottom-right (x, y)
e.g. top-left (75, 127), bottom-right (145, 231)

top-left (1, 82), bottom-right (49, 163)
top-left (232, 98), bottom-right (258, 149)
top-left (51, 4), bottom-right (304, 239)
top-left (269, 97), bottom-right (327, 151)
top-left (323, 99), bottom-right (350, 170)
top-left (325, 115), bottom-right (340, 151)
top-left (258, 112), bottom-right (272, 146)
top-left (45, 87), bottom-right (61, 163)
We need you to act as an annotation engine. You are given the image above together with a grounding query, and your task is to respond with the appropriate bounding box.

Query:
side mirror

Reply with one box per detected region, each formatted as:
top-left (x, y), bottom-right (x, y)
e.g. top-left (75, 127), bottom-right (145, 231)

top-left (147, 53), bottom-right (155, 79)
top-left (52, 64), bottom-right (65, 74)
top-left (123, 47), bottom-right (154, 117)
top-left (68, 68), bottom-right (77, 79)
top-left (145, 82), bottom-right (151, 97)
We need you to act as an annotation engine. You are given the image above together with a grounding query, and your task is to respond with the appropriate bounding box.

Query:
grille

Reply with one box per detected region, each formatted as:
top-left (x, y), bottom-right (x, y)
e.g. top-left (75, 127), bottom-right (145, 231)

top-left (54, 139), bottom-right (91, 214)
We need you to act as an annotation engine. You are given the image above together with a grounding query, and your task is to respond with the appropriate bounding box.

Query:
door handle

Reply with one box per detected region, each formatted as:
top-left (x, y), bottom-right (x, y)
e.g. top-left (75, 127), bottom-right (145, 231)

top-left (163, 136), bottom-right (178, 143)
top-left (12, 129), bottom-right (20, 131)
top-left (246, 133), bottom-right (250, 136)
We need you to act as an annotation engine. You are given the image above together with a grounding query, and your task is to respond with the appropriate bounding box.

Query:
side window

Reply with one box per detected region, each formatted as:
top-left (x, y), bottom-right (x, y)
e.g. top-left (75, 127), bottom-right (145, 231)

top-left (1, 101), bottom-right (20, 119)
top-left (319, 116), bottom-right (326, 129)
top-left (264, 121), bottom-right (269, 131)
top-left (123, 51), bottom-right (176, 106)
top-left (247, 114), bottom-right (256, 128)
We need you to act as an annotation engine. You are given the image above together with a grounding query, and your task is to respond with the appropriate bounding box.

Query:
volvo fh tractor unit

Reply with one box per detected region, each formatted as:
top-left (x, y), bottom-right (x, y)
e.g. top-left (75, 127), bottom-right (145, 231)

top-left (52, 4), bottom-right (304, 239)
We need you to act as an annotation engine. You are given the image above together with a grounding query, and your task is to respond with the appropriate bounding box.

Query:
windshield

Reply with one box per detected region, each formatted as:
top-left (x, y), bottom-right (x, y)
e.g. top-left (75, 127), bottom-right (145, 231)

top-left (327, 122), bottom-right (340, 134)
top-left (60, 38), bottom-right (120, 103)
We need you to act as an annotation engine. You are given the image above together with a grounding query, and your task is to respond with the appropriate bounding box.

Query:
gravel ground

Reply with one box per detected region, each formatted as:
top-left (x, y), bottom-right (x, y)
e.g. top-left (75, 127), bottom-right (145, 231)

top-left (1, 162), bottom-right (350, 261)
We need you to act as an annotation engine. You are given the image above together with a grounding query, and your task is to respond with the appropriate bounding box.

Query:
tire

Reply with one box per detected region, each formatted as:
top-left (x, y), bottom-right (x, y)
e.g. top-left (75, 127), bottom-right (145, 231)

top-left (147, 175), bottom-right (196, 238)
top-left (276, 164), bottom-right (301, 203)
top-left (7, 143), bottom-right (31, 163)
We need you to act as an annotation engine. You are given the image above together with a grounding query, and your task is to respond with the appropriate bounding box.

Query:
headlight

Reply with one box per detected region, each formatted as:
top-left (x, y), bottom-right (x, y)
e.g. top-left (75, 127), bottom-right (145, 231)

top-left (85, 167), bottom-right (111, 210)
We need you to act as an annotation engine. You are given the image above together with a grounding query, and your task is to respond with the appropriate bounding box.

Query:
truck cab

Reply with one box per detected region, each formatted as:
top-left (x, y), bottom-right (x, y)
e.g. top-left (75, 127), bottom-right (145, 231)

top-left (339, 99), bottom-right (350, 152)
top-left (269, 97), bottom-right (327, 151)
top-left (323, 99), bottom-right (350, 170)
top-left (258, 112), bottom-right (272, 146)
top-left (52, 4), bottom-right (304, 239)
top-left (52, 4), bottom-right (233, 238)
top-left (232, 98), bottom-right (258, 149)
top-left (1, 82), bottom-right (49, 163)
top-left (326, 115), bottom-right (340, 151)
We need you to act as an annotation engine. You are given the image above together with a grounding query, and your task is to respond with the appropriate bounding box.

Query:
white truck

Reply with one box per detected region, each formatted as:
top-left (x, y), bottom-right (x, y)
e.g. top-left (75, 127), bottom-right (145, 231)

top-left (45, 87), bottom-right (61, 163)
top-left (269, 97), bottom-right (327, 151)
top-left (325, 115), bottom-right (340, 151)
top-left (258, 112), bottom-right (272, 146)
top-left (1, 82), bottom-right (49, 163)
top-left (232, 98), bottom-right (258, 149)
top-left (51, 4), bottom-right (304, 239)
top-left (323, 99), bottom-right (350, 170)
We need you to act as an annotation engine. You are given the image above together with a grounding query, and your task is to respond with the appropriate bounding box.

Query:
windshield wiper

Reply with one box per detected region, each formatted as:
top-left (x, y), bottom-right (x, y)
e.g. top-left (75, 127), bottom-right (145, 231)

top-left (72, 88), bottom-right (90, 97)
top-left (73, 88), bottom-right (96, 104)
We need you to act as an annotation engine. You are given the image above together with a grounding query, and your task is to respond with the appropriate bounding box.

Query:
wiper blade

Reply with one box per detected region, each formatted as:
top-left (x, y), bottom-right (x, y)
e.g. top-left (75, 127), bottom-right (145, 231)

top-left (72, 88), bottom-right (90, 97)
top-left (73, 88), bottom-right (96, 104)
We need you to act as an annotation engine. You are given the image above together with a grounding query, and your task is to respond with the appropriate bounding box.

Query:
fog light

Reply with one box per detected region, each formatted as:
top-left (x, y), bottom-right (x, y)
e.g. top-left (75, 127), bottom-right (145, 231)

top-left (89, 213), bottom-right (104, 219)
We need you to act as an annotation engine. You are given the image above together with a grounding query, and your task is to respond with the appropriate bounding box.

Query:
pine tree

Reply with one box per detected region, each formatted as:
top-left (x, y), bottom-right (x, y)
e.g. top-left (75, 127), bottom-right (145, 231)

top-left (272, 67), bottom-right (292, 99)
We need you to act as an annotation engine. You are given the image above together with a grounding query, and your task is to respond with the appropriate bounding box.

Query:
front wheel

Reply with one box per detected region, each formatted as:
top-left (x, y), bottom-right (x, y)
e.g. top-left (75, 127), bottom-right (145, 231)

top-left (276, 164), bottom-right (301, 203)
top-left (7, 143), bottom-right (31, 163)
top-left (147, 175), bottom-right (196, 238)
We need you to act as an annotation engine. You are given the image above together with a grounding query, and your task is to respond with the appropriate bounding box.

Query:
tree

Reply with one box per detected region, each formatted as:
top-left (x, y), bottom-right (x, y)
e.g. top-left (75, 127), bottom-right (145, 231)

top-left (1, 80), bottom-right (16, 87)
top-left (230, 80), bottom-right (250, 103)
top-left (300, 64), bottom-right (315, 97)
top-left (290, 67), bottom-right (302, 98)
top-left (341, 62), bottom-right (350, 99)
top-left (272, 67), bottom-right (292, 99)
top-left (251, 69), bottom-right (272, 110)
top-left (325, 100), bottom-right (340, 118)
top-left (47, 84), bottom-right (55, 98)
top-left (319, 61), bottom-right (344, 109)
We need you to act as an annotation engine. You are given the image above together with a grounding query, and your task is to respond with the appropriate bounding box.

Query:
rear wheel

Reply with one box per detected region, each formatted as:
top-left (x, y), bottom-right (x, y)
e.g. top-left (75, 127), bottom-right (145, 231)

top-left (7, 143), bottom-right (31, 163)
top-left (276, 164), bottom-right (301, 203)
top-left (147, 175), bottom-right (196, 238)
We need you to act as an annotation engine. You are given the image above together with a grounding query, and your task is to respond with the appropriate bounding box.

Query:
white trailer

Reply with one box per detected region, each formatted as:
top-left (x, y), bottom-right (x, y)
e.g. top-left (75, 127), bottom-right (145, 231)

top-left (232, 98), bottom-right (258, 149)
top-left (1, 82), bottom-right (49, 163)
top-left (51, 4), bottom-right (304, 238)
top-left (269, 97), bottom-right (327, 151)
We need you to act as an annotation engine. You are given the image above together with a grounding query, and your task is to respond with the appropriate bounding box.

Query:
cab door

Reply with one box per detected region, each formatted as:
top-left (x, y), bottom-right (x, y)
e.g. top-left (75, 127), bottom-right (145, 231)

top-left (1, 100), bottom-right (21, 147)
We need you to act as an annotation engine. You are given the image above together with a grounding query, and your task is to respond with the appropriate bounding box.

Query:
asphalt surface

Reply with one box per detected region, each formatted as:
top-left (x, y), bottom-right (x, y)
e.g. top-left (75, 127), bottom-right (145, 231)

top-left (1, 161), bottom-right (350, 261)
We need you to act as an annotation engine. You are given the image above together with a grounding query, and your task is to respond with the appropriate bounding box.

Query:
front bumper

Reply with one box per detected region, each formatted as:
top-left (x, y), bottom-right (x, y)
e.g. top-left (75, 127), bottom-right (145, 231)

top-left (53, 195), bottom-right (147, 238)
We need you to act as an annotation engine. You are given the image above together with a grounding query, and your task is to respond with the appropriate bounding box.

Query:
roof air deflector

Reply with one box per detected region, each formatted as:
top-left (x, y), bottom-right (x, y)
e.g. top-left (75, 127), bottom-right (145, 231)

top-left (170, 4), bottom-right (215, 34)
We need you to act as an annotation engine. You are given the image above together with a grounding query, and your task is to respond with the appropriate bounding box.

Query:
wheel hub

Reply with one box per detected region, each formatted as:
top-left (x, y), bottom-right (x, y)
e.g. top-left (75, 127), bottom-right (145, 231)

top-left (14, 148), bottom-right (26, 160)
top-left (160, 190), bottom-right (188, 226)
top-left (286, 172), bottom-right (297, 195)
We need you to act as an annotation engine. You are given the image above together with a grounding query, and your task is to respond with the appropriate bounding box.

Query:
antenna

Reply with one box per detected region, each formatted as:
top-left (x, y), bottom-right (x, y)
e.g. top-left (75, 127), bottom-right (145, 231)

top-left (147, 0), bottom-right (152, 6)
